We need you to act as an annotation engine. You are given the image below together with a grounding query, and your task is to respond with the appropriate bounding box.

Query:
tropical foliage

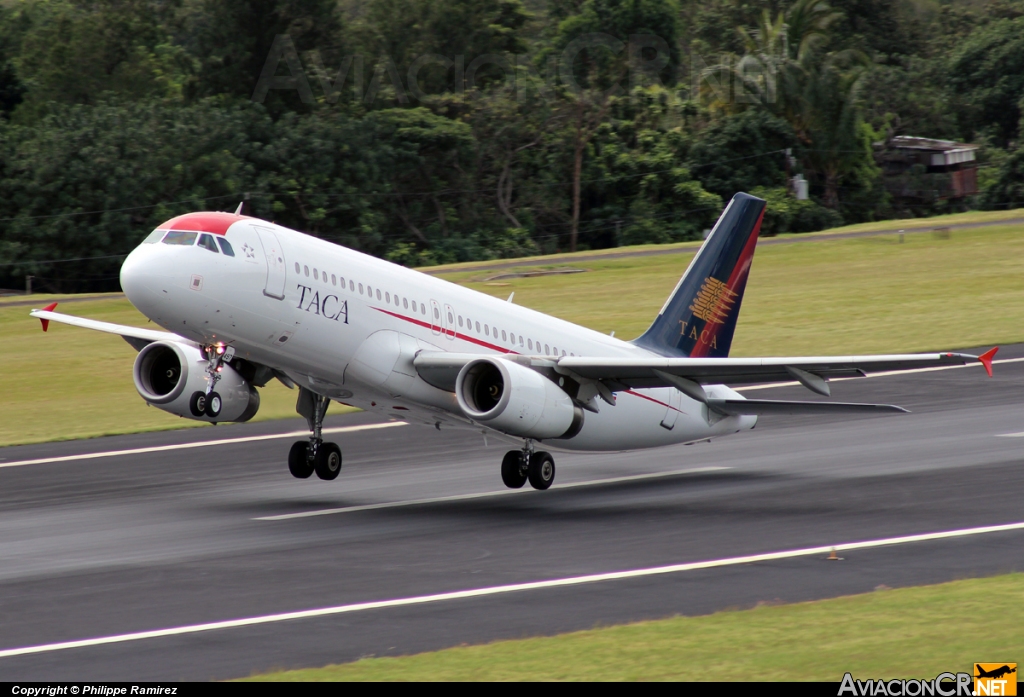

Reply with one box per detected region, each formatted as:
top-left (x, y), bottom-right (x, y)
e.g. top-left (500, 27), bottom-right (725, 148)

top-left (0, 0), bottom-right (1022, 290)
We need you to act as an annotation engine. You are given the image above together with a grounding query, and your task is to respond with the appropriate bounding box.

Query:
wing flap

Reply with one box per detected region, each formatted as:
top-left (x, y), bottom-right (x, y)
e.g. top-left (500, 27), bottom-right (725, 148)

top-left (708, 399), bottom-right (909, 415)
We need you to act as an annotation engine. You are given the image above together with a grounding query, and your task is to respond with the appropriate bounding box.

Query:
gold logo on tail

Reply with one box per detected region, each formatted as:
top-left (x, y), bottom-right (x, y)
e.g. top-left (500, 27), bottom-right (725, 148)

top-left (688, 277), bottom-right (737, 324)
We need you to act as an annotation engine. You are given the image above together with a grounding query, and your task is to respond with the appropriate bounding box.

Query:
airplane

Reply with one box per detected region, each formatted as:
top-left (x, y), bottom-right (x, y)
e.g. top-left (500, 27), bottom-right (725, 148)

top-left (976, 666), bottom-right (1016, 680)
top-left (30, 193), bottom-right (998, 489)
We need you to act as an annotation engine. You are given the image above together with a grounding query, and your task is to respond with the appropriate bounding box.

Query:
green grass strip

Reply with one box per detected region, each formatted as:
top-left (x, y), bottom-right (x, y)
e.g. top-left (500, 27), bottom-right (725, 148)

top-left (242, 573), bottom-right (1024, 681)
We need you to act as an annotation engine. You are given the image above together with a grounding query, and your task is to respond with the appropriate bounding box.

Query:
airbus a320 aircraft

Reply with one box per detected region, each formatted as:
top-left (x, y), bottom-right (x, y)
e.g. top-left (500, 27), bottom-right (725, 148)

top-left (32, 193), bottom-right (997, 490)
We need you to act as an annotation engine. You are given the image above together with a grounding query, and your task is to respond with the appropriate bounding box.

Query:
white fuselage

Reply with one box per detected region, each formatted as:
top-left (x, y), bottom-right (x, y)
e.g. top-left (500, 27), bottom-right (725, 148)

top-left (120, 218), bottom-right (756, 451)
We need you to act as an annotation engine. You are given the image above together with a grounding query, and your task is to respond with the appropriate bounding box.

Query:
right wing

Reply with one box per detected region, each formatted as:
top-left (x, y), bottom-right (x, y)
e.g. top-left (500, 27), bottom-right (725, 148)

top-left (30, 303), bottom-right (194, 351)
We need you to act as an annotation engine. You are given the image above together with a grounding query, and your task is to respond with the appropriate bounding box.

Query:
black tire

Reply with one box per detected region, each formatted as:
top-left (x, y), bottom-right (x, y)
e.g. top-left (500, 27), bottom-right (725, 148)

top-left (528, 451), bottom-right (555, 490)
top-left (288, 441), bottom-right (314, 479)
top-left (189, 391), bottom-right (207, 417)
top-left (314, 442), bottom-right (342, 481)
top-left (501, 450), bottom-right (527, 489)
top-left (205, 391), bottom-right (222, 418)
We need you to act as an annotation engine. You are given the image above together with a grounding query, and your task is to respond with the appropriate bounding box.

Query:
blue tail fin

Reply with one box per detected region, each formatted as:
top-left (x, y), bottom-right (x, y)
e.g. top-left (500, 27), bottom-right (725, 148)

top-left (632, 193), bottom-right (766, 358)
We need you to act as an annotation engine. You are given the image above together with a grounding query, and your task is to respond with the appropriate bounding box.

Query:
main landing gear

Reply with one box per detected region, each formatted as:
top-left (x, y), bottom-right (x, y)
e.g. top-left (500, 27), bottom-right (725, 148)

top-left (288, 387), bottom-right (342, 480)
top-left (501, 442), bottom-right (555, 490)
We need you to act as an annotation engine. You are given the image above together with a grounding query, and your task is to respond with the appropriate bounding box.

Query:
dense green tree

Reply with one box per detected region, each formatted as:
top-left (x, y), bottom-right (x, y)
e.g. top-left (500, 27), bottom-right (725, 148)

top-left (827, 0), bottom-right (927, 58)
top-left (587, 112), bottom-right (722, 246)
top-left (947, 17), bottom-right (1024, 147)
top-left (687, 109), bottom-right (799, 200)
top-left (350, 0), bottom-right (531, 101)
top-left (982, 98), bottom-right (1024, 210)
top-left (1, 0), bottom-right (1022, 290)
top-left (0, 100), bottom-right (267, 290)
top-left (184, 0), bottom-right (343, 110)
top-left (860, 57), bottom-right (958, 140)
top-left (553, 0), bottom-right (683, 250)
top-left (0, 5), bottom-right (26, 117)
top-left (7, 0), bottom-right (192, 120)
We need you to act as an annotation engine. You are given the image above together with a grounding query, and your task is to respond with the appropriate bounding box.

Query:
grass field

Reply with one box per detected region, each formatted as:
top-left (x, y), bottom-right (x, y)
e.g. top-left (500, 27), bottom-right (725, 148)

top-left (425, 206), bottom-right (1024, 273)
top-left (242, 572), bottom-right (1024, 681)
top-left (449, 222), bottom-right (1024, 355)
top-left (3, 215), bottom-right (1024, 447)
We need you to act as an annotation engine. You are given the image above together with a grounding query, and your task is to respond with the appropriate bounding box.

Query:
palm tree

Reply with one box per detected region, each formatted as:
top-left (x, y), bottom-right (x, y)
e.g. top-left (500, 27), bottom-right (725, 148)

top-left (708, 0), bottom-right (870, 210)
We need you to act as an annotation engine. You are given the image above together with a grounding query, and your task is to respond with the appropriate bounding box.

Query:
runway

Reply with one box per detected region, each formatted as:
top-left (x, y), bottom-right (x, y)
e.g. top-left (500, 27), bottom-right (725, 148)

top-left (1, 343), bottom-right (1022, 680)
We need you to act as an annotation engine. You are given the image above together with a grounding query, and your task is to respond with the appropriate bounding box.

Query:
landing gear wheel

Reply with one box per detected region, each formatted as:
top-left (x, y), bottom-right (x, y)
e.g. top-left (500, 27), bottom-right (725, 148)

top-left (501, 450), bottom-right (527, 489)
top-left (314, 442), bottom-right (342, 481)
top-left (205, 391), bottom-right (222, 418)
top-left (189, 391), bottom-right (207, 417)
top-left (528, 451), bottom-right (555, 490)
top-left (288, 441), bottom-right (314, 478)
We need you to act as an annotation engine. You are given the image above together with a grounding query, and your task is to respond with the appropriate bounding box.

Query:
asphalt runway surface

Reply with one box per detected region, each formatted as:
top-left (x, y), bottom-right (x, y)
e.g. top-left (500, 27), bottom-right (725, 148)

top-left (1, 343), bottom-right (1023, 680)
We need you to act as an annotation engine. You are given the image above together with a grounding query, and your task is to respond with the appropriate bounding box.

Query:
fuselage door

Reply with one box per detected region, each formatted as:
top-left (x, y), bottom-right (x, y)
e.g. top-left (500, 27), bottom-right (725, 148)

top-left (254, 226), bottom-right (287, 300)
top-left (443, 303), bottom-right (456, 340)
top-left (429, 300), bottom-right (442, 335)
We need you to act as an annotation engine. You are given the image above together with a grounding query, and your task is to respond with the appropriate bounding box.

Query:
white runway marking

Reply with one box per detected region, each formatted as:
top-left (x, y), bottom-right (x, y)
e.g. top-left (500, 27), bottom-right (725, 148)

top-left (738, 356), bottom-right (1024, 392)
top-left (0, 422), bottom-right (406, 470)
top-left (254, 466), bottom-right (731, 521)
top-left (996, 431), bottom-right (1024, 438)
top-left (2, 520), bottom-right (1022, 660)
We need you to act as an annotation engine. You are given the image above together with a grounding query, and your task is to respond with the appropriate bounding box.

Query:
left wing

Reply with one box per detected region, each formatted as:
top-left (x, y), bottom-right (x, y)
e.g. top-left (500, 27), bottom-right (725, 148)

top-left (557, 350), bottom-right (995, 391)
top-left (414, 349), bottom-right (996, 414)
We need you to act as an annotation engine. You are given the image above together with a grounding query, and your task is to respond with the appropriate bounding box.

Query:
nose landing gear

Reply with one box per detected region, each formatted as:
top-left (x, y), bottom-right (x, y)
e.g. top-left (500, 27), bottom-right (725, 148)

top-left (288, 387), bottom-right (343, 480)
top-left (501, 441), bottom-right (555, 490)
top-left (190, 343), bottom-right (234, 418)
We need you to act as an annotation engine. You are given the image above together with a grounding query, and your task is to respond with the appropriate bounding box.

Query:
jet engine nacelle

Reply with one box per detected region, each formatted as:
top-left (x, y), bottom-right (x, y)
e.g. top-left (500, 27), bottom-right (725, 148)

top-left (455, 357), bottom-right (583, 440)
top-left (132, 341), bottom-right (260, 422)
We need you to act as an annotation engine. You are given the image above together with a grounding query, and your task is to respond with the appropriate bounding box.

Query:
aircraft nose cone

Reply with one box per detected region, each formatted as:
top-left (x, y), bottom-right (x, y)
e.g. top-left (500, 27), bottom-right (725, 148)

top-left (120, 245), bottom-right (158, 311)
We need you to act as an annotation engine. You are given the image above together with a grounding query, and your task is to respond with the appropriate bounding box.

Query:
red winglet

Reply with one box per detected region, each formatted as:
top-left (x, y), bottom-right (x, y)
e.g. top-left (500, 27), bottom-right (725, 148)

top-left (38, 301), bottom-right (58, 332)
top-left (978, 346), bottom-right (998, 377)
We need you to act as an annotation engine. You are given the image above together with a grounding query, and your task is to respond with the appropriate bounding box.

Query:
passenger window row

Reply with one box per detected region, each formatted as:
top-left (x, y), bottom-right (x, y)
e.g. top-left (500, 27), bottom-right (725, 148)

top-left (295, 259), bottom-right (575, 357)
top-left (295, 261), bottom-right (428, 317)
top-left (453, 312), bottom-right (572, 357)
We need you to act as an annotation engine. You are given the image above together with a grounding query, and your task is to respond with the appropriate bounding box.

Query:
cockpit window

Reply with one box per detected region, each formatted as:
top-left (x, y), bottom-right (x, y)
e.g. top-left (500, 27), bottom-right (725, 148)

top-left (162, 231), bottom-right (198, 246)
top-left (217, 238), bottom-right (235, 256)
top-left (142, 229), bottom-right (165, 244)
top-left (198, 233), bottom-right (219, 253)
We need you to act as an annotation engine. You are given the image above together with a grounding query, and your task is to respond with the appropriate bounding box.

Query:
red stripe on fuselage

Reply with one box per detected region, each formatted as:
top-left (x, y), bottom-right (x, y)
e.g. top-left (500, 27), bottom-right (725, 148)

top-left (625, 389), bottom-right (687, 414)
top-left (372, 307), bottom-right (517, 354)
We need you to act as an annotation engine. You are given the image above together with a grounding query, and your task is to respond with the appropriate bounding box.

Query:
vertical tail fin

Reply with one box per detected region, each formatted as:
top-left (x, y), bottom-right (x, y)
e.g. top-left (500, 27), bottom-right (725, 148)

top-left (632, 193), bottom-right (766, 358)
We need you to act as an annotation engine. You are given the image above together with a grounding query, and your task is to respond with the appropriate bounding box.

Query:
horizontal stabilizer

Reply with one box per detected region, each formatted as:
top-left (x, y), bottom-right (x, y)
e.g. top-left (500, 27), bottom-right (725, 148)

top-left (708, 399), bottom-right (909, 415)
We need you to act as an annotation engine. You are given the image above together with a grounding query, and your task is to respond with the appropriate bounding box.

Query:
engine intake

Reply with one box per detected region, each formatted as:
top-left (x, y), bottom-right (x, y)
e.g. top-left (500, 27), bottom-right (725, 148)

top-left (456, 357), bottom-right (582, 440)
top-left (133, 341), bottom-right (260, 422)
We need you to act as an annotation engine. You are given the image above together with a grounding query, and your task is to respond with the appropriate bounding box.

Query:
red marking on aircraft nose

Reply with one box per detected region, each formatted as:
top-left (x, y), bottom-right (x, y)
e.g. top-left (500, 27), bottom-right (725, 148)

top-left (38, 301), bottom-right (58, 331)
top-left (158, 211), bottom-right (250, 235)
top-left (978, 346), bottom-right (998, 377)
